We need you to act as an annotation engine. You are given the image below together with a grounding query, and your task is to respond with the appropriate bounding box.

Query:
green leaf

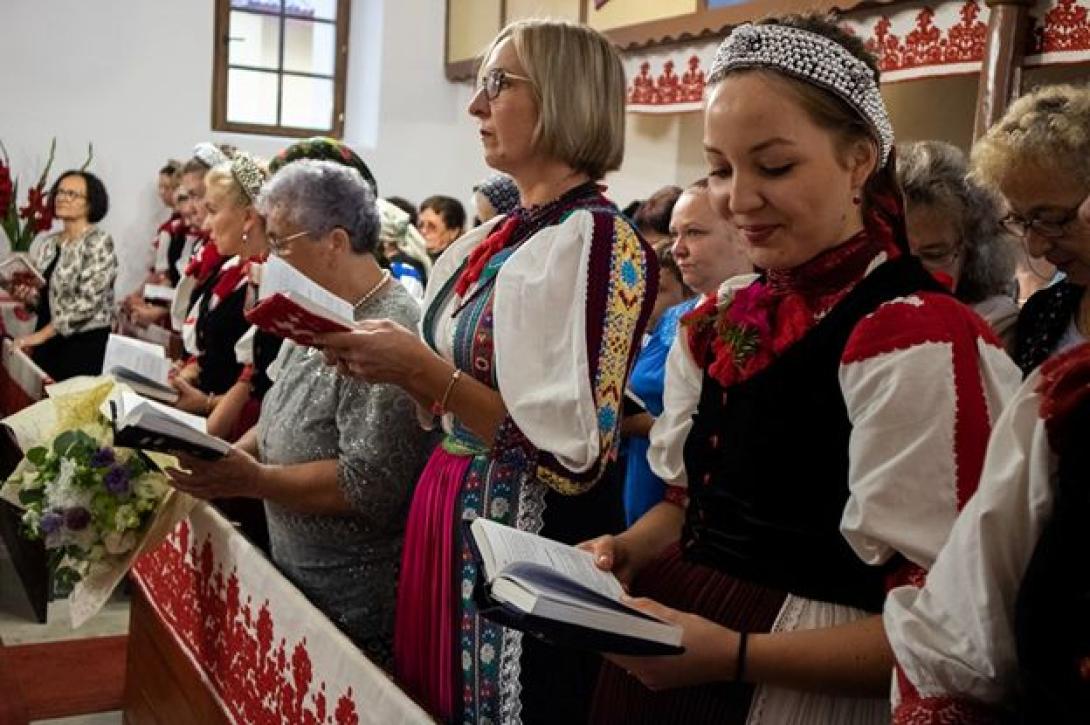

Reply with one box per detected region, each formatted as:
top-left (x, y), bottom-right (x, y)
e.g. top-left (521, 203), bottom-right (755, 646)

top-left (26, 447), bottom-right (48, 467)
top-left (18, 486), bottom-right (44, 506)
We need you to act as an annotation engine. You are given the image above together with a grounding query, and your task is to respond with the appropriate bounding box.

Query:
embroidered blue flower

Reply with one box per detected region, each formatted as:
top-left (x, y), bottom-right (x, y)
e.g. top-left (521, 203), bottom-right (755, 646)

top-left (620, 259), bottom-right (639, 287)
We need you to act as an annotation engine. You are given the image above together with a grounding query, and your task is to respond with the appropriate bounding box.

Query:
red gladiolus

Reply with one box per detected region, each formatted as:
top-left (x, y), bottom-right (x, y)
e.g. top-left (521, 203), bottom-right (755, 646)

top-left (19, 185), bottom-right (53, 233)
top-left (0, 163), bottom-right (13, 213)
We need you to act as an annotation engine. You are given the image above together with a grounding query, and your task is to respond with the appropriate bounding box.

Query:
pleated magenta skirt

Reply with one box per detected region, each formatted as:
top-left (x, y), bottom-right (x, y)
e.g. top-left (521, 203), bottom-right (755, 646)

top-left (393, 445), bottom-right (473, 722)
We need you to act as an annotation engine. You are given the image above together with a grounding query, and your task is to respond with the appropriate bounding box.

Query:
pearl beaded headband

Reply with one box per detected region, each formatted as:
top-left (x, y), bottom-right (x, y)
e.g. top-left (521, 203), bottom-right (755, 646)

top-left (709, 23), bottom-right (893, 166)
top-left (229, 151), bottom-right (267, 204)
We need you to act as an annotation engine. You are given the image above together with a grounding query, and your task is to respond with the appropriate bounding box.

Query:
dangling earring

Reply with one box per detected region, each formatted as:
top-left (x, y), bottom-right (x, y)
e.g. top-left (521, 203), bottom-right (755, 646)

top-left (242, 231), bottom-right (250, 244)
top-left (851, 192), bottom-right (862, 206)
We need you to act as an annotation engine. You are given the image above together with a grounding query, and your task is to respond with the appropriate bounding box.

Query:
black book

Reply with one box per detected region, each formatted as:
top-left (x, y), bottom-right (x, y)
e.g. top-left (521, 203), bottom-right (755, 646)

top-left (465, 517), bottom-right (684, 656)
top-left (108, 390), bottom-right (229, 460)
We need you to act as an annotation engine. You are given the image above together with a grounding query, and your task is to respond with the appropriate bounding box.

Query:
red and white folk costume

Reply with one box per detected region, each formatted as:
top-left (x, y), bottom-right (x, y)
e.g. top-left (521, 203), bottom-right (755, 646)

top-left (885, 343), bottom-right (1090, 722)
top-left (628, 240), bottom-right (1021, 723)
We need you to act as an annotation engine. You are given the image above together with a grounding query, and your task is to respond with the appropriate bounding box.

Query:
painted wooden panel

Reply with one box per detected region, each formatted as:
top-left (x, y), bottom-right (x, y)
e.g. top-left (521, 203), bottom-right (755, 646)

top-left (447, 0), bottom-right (502, 64)
top-left (506, 0), bottom-right (582, 23)
top-left (587, 0), bottom-right (697, 32)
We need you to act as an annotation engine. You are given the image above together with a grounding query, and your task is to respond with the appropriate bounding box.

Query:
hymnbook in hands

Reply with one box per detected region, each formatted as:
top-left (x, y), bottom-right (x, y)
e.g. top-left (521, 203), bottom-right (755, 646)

top-left (105, 388), bottom-right (230, 460)
top-left (245, 255), bottom-right (356, 346)
top-left (468, 518), bottom-right (684, 655)
top-left (101, 334), bottom-right (178, 404)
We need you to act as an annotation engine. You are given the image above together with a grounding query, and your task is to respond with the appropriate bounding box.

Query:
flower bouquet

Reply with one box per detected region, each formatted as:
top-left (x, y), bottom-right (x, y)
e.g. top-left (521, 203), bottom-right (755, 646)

top-left (0, 377), bottom-right (194, 627)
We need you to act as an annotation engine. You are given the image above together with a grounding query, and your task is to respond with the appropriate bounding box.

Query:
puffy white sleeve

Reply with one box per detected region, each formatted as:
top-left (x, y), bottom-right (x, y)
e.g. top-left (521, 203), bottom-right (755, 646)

top-left (838, 292), bottom-right (1022, 570)
top-left (883, 372), bottom-right (1055, 709)
top-left (646, 323), bottom-right (701, 488)
top-left (493, 209), bottom-right (656, 495)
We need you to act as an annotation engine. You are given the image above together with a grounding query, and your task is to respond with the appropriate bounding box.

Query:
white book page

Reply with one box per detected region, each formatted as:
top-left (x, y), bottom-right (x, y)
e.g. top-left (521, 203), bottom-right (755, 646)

top-left (143, 283), bottom-right (176, 302)
top-left (472, 518), bottom-right (625, 602)
top-left (259, 256), bottom-right (354, 321)
top-left (103, 335), bottom-right (171, 386)
top-left (116, 389), bottom-right (208, 434)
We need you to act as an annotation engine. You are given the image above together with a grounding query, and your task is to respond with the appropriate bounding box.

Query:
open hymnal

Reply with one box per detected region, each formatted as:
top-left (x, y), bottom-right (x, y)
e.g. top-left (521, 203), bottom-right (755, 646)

top-left (101, 334), bottom-right (178, 404)
top-left (467, 518), bottom-right (684, 656)
top-left (106, 388), bottom-right (230, 460)
top-left (244, 256), bottom-right (356, 346)
top-left (0, 253), bottom-right (46, 303)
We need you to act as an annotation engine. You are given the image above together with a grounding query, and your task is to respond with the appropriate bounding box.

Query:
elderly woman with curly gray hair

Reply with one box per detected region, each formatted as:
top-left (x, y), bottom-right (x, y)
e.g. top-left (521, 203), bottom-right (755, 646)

top-left (166, 159), bottom-right (435, 667)
top-left (898, 140), bottom-right (1020, 349)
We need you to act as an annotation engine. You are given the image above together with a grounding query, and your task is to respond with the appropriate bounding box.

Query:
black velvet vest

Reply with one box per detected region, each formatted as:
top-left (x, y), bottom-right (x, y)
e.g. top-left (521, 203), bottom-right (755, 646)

top-left (195, 281), bottom-right (249, 395)
top-left (682, 255), bottom-right (945, 613)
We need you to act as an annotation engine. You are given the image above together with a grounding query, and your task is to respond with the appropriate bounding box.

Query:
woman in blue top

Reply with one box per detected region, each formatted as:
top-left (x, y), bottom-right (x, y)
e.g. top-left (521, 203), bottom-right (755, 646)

top-left (622, 179), bottom-right (751, 524)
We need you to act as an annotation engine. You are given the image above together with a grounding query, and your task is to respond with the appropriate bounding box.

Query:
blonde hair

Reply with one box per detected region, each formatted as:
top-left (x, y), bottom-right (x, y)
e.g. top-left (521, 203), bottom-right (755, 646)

top-left (482, 19), bottom-right (626, 180)
top-left (205, 157), bottom-right (268, 208)
top-left (971, 84), bottom-right (1090, 189)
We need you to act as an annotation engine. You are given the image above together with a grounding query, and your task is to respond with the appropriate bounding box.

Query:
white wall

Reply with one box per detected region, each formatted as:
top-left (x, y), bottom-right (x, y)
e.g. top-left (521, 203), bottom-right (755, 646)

top-left (0, 0), bottom-right (694, 295)
top-left (0, 0), bottom-right (486, 295)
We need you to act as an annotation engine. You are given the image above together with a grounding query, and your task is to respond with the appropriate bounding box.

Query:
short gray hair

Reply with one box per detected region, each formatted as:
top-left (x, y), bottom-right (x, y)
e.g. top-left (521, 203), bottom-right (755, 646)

top-left (897, 140), bottom-right (1015, 304)
top-left (256, 159), bottom-right (380, 255)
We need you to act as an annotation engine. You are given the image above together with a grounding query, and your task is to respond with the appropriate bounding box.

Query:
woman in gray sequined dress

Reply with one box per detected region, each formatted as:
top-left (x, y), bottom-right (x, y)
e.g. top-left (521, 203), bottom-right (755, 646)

top-left (168, 160), bottom-right (435, 666)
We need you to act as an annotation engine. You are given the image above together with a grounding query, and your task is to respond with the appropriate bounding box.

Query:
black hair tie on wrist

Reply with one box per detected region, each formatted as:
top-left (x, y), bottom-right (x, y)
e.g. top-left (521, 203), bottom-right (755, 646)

top-left (734, 631), bottom-right (749, 683)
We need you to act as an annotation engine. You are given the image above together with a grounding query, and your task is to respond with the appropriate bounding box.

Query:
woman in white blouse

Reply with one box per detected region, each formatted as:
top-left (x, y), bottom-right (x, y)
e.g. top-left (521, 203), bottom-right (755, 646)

top-left (317, 19), bottom-right (658, 723)
top-left (16, 170), bottom-right (116, 380)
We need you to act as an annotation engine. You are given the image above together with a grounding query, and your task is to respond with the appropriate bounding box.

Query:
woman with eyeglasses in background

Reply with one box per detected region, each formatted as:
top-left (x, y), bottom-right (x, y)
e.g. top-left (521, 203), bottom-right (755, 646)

top-left (967, 84), bottom-right (1090, 375)
top-left (316, 19), bottom-right (657, 723)
top-left (15, 170), bottom-right (117, 381)
top-left (898, 140), bottom-right (1020, 350)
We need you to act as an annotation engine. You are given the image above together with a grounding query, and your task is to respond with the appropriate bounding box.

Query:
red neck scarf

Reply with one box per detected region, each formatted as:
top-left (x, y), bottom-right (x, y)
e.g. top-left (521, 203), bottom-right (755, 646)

top-left (184, 231), bottom-right (221, 283)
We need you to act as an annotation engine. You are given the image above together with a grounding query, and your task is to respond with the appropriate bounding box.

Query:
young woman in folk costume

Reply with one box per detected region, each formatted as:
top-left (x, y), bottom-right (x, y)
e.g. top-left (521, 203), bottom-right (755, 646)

top-left (585, 15), bottom-right (1021, 724)
top-left (316, 19), bottom-right (658, 723)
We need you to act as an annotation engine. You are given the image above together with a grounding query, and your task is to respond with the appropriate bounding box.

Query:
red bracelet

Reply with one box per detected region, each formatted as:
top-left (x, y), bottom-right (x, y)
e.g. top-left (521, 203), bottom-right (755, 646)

top-left (431, 369), bottom-right (462, 417)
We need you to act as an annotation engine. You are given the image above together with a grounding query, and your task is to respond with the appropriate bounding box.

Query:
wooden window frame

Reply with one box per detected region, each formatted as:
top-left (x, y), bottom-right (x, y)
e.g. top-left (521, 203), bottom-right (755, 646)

top-left (212, 0), bottom-right (351, 139)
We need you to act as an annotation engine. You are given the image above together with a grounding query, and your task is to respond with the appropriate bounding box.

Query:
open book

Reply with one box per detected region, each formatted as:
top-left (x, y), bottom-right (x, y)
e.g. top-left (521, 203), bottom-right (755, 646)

top-left (142, 283), bottom-right (176, 305)
top-left (245, 256), bottom-right (355, 346)
top-left (0, 253), bottom-right (46, 303)
top-left (107, 389), bottom-right (230, 460)
top-left (101, 334), bottom-right (178, 404)
top-left (467, 518), bottom-right (684, 656)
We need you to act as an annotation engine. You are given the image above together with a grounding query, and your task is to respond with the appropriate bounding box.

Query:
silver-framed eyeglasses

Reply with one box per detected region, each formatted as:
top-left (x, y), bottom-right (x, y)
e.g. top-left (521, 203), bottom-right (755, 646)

top-left (267, 230), bottom-right (310, 257)
top-left (1000, 207), bottom-right (1080, 239)
top-left (477, 67), bottom-right (532, 101)
top-left (54, 188), bottom-right (87, 201)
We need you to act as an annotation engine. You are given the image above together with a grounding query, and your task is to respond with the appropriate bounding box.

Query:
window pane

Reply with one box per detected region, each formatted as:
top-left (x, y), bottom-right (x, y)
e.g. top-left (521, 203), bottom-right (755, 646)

top-left (285, 0), bottom-right (337, 21)
top-left (227, 68), bottom-right (279, 125)
top-left (283, 18), bottom-right (336, 76)
top-left (281, 74), bottom-right (333, 130)
top-left (231, 0), bottom-right (282, 10)
top-left (229, 11), bottom-right (281, 69)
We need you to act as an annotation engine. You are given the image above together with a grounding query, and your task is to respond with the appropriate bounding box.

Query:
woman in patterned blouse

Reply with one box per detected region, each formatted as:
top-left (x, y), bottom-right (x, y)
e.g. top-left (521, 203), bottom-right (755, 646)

top-left (16, 170), bottom-right (117, 380)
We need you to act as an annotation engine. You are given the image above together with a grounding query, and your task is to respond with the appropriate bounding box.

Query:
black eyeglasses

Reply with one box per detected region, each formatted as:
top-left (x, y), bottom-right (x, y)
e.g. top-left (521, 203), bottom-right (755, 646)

top-left (1000, 207), bottom-right (1080, 239)
top-left (476, 67), bottom-right (532, 101)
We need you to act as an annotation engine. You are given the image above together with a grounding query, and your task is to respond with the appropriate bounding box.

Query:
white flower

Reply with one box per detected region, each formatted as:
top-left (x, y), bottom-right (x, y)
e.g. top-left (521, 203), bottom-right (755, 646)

top-left (132, 473), bottom-right (167, 502)
top-left (462, 580), bottom-right (474, 599)
top-left (489, 498), bottom-right (509, 518)
top-left (463, 508), bottom-right (478, 520)
top-left (113, 504), bottom-right (140, 532)
top-left (462, 651), bottom-right (472, 671)
top-left (480, 643), bottom-right (495, 665)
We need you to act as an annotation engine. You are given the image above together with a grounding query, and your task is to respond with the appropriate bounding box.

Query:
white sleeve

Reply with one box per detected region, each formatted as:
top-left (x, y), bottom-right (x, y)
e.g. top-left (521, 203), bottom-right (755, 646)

top-left (883, 373), bottom-right (1055, 706)
top-left (839, 295), bottom-right (1022, 570)
top-left (647, 315), bottom-right (701, 488)
top-left (493, 210), bottom-right (651, 477)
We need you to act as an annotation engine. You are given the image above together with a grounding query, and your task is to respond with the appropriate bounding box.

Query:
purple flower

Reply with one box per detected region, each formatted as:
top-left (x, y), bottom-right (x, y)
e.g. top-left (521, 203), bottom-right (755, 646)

top-left (64, 507), bottom-right (91, 531)
top-left (91, 447), bottom-right (116, 468)
top-left (104, 464), bottom-right (130, 496)
top-left (41, 511), bottom-right (64, 534)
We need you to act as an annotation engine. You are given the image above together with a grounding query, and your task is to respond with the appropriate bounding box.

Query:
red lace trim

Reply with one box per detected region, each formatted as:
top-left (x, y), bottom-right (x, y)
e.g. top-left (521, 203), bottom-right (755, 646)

top-left (1036, 341), bottom-right (1090, 452)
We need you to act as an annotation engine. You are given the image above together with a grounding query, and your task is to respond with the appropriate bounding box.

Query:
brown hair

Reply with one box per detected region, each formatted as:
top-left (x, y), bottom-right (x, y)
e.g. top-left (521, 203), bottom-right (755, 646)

top-left (634, 185), bottom-right (683, 236)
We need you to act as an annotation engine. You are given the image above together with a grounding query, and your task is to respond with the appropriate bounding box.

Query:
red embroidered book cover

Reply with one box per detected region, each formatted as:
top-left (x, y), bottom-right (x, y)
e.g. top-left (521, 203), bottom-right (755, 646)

top-left (245, 292), bottom-right (354, 347)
